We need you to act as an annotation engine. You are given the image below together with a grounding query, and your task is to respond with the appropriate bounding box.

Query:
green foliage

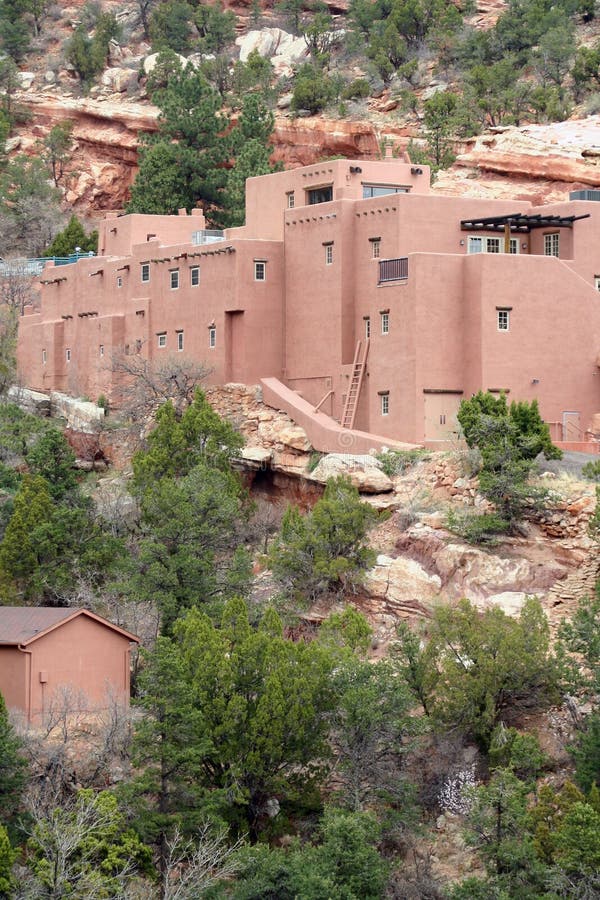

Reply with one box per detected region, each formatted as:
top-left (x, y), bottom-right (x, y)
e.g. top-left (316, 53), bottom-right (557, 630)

top-left (25, 428), bottom-right (77, 500)
top-left (65, 13), bottom-right (121, 89)
top-left (40, 121), bottom-right (74, 187)
top-left (44, 215), bottom-right (98, 257)
top-left (291, 63), bottom-right (335, 114)
top-left (488, 726), bottom-right (546, 784)
top-left (195, 1), bottom-right (236, 53)
top-left (558, 585), bottom-right (600, 695)
top-left (340, 78), bottom-right (371, 101)
top-left (269, 476), bottom-right (378, 604)
top-left (0, 0), bottom-right (30, 61)
top-left (0, 823), bottom-right (14, 897)
top-left (0, 155), bottom-right (61, 257)
top-left (572, 712), bottom-right (600, 793)
top-left (0, 692), bottom-right (27, 841)
top-left (421, 91), bottom-right (458, 169)
top-left (149, 0), bottom-right (193, 53)
top-left (445, 509), bottom-right (510, 545)
top-left (391, 620), bottom-right (437, 717)
top-left (582, 459), bottom-right (600, 481)
top-left (375, 448), bottom-right (424, 476)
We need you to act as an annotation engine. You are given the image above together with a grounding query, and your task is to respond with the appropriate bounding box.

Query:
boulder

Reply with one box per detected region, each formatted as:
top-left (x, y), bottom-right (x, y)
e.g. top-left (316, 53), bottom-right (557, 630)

top-left (143, 51), bottom-right (188, 75)
top-left (276, 424), bottom-right (312, 452)
top-left (310, 453), bottom-right (393, 493)
top-left (17, 71), bottom-right (35, 89)
top-left (365, 554), bottom-right (442, 606)
top-left (100, 67), bottom-right (134, 93)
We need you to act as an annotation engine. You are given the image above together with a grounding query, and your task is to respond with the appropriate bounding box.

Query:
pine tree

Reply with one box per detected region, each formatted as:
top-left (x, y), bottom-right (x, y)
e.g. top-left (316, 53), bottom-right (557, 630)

top-left (0, 692), bottom-right (27, 840)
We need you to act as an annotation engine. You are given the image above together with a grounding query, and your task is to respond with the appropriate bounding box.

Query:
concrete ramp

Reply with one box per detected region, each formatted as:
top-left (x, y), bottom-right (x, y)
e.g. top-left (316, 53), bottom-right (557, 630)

top-left (261, 378), bottom-right (421, 454)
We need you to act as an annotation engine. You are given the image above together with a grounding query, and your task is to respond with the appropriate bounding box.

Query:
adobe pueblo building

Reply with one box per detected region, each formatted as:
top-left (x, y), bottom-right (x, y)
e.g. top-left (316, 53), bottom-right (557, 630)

top-left (17, 156), bottom-right (600, 449)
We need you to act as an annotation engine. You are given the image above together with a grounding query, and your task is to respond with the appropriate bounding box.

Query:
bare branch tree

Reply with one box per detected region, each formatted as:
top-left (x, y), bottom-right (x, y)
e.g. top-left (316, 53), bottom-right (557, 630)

top-left (0, 265), bottom-right (39, 315)
top-left (162, 824), bottom-right (242, 900)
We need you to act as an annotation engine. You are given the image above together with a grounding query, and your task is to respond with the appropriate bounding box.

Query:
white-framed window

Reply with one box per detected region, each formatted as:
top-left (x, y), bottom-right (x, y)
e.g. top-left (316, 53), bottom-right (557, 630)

top-left (381, 392), bottom-right (389, 415)
top-left (170, 269), bottom-right (180, 290)
top-left (141, 263), bottom-right (150, 283)
top-left (325, 244), bottom-right (333, 265)
top-left (468, 236), bottom-right (518, 254)
top-left (254, 260), bottom-right (266, 281)
top-left (177, 330), bottom-right (184, 351)
top-left (190, 266), bottom-right (200, 287)
top-left (365, 317), bottom-right (371, 339)
top-left (116, 276), bottom-right (123, 288)
top-left (497, 309), bottom-right (510, 331)
top-left (287, 192), bottom-right (295, 209)
top-left (209, 326), bottom-right (216, 348)
top-left (372, 239), bottom-right (381, 259)
top-left (157, 332), bottom-right (167, 348)
top-left (381, 312), bottom-right (389, 335)
top-left (99, 344), bottom-right (104, 357)
top-left (42, 349), bottom-right (46, 365)
top-left (65, 348), bottom-right (71, 362)
top-left (544, 232), bottom-right (560, 257)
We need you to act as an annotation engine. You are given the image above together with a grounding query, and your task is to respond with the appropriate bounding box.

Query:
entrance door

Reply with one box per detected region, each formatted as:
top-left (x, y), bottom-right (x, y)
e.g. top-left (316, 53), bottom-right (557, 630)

top-left (225, 311), bottom-right (244, 382)
top-left (424, 394), bottom-right (461, 441)
top-left (562, 411), bottom-right (581, 441)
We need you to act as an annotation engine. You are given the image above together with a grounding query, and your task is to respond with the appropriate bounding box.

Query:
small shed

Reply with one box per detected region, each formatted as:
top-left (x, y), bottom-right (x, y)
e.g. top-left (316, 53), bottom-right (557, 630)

top-left (0, 607), bottom-right (139, 722)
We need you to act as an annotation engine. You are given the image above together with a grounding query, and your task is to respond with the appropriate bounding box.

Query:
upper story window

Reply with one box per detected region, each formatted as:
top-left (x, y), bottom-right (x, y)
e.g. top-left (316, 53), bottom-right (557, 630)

top-left (324, 243), bottom-right (333, 265)
top-left (99, 344), bottom-right (104, 357)
top-left (307, 186), bottom-right (333, 205)
top-left (468, 236), bottom-right (518, 254)
top-left (141, 263), bottom-right (150, 283)
top-left (544, 232), bottom-right (560, 257)
top-left (209, 325), bottom-right (216, 348)
top-left (371, 239), bottom-right (381, 259)
top-left (381, 312), bottom-right (389, 334)
top-left (365, 317), bottom-right (371, 339)
top-left (42, 349), bottom-right (47, 365)
top-left (254, 260), bottom-right (266, 281)
top-left (497, 309), bottom-right (510, 331)
top-left (287, 192), bottom-right (295, 209)
top-left (177, 330), bottom-right (184, 351)
top-left (190, 266), bottom-right (200, 287)
top-left (170, 269), bottom-right (180, 290)
top-left (116, 276), bottom-right (123, 288)
top-left (157, 332), bottom-right (167, 348)
top-left (65, 348), bottom-right (71, 362)
top-left (380, 392), bottom-right (389, 415)
top-left (363, 184), bottom-right (408, 198)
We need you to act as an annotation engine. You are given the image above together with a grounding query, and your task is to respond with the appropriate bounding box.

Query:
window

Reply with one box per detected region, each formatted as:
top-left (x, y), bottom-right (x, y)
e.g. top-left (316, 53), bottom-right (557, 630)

top-left (157, 332), bottom-right (167, 348)
top-left (544, 232), bottom-right (560, 257)
top-left (381, 312), bottom-right (389, 335)
top-left (365, 317), bottom-right (371, 339)
top-left (287, 192), bottom-right (295, 209)
top-left (362, 184), bottom-right (408, 198)
top-left (372, 239), bottom-right (381, 259)
top-left (595, 275), bottom-right (600, 291)
top-left (325, 244), bottom-right (333, 265)
top-left (307, 186), bottom-right (333, 205)
top-left (116, 276), bottom-right (123, 288)
top-left (177, 330), bottom-right (184, 351)
top-left (468, 236), bottom-right (518, 254)
top-left (254, 260), bottom-right (266, 281)
top-left (170, 269), bottom-right (180, 290)
top-left (381, 393), bottom-right (389, 415)
top-left (209, 326), bottom-right (216, 348)
top-left (141, 263), bottom-right (150, 283)
top-left (190, 266), bottom-right (200, 287)
top-left (42, 349), bottom-right (46, 365)
top-left (99, 344), bottom-right (104, 357)
top-left (497, 309), bottom-right (510, 331)
top-left (65, 348), bottom-right (71, 362)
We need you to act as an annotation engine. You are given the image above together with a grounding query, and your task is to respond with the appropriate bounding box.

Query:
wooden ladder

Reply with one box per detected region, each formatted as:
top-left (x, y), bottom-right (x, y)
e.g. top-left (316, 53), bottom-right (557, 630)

top-left (341, 339), bottom-right (370, 430)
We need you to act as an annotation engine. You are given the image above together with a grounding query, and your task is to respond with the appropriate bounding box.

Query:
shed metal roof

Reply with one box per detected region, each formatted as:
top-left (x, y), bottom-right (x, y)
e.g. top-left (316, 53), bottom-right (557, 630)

top-left (0, 607), bottom-right (139, 646)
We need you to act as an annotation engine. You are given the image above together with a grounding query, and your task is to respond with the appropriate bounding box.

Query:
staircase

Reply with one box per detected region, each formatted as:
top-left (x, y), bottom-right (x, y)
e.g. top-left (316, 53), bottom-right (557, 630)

top-left (341, 339), bottom-right (370, 430)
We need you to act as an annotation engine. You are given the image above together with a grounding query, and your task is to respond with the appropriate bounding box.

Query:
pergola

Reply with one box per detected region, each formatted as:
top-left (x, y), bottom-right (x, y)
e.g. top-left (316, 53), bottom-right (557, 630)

top-left (460, 212), bottom-right (591, 253)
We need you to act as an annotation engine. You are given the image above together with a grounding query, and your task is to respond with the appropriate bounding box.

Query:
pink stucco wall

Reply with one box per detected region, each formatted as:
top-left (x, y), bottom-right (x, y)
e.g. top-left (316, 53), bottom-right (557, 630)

top-left (16, 159), bottom-right (600, 448)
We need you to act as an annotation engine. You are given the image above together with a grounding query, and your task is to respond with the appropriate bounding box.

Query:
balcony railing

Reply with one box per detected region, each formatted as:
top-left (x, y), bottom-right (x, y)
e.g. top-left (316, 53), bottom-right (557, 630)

top-left (191, 229), bottom-right (225, 245)
top-left (378, 257), bottom-right (408, 283)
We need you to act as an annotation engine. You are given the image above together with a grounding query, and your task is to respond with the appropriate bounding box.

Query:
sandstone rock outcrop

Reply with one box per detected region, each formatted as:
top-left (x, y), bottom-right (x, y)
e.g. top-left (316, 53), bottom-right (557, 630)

top-left (310, 453), bottom-right (394, 493)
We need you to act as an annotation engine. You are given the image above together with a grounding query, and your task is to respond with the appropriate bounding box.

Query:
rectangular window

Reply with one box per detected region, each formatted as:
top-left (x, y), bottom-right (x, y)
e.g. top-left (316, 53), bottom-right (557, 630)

top-left (363, 185), bottom-right (408, 198)
top-left (209, 326), bottom-right (216, 348)
top-left (157, 332), bottom-right (167, 348)
top-left (287, 192), bottom-right (295, 209)
top-left (595, 275), bottom-right (600, 291)
top-left (486, 237), bottom-right (500, 254)
top-left (170, 269), bottom-right (180, 290)
top-left (307, 186), bottom-right (333, 205)
top-left (141, 263), bottom-right (150, 283)
top-left (544, 232), bottom-right (560, 257)
top-left (65, 348), bottom-right (71, 362)
top-left (177, 330), bottom-right (184, 351)
top-left (372, 239), bottom-right (381, 259)
top-left (325, 244), bottom-right (333, 265)
top-left (99, 344), bottom-right (104, 357)
top-left (190, 266), bottom-right (200, 286)
top-left (381, 393), bottom-right (389, 416)
top-left (42, 349), bottom-right (46, 365)
top-left (497, 309), bottom-right (510, 331)
top-left (254, 260), bottom-right (266, 281)
top-left (365, 317), bottom-right (371, 339)
top-left (468, 236), bottom-right (518, 254)
top-left (381, 312), bottom-right (389, 335)
top-left (116, 276), bottom-right (123, 288)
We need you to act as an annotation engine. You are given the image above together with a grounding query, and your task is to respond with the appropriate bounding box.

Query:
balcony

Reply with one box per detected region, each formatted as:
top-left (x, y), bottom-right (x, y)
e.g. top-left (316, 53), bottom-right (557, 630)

top-left (191, 230), bottom-right (225, 245)
top-left (378, 257), bottom-right (408, 284)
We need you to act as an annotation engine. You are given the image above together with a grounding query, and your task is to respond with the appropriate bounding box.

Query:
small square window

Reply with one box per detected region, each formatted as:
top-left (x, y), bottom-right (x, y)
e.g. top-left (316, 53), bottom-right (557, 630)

top-left (209, 326), bottom-right (216, 348)
top-left (141, 263), bottom-right (150, 283)
top-left (497, 309), bottom-right (510, 331)
top-left (177, 330), bottom-right (184, 351)
top-left (381, 393), bottom-right (389, 416)
top-left (42, 349), bottom-right (47, 365)
top-left (365, 317), bottom-right (371, 339)
top-left (170, 269), bottom-right (180, 290)
top-left (255, 261), bottom-right (266, 281)
top-left (381, 312), bottom-right (389, 335)
top-left (116, 276), bottom-right (123, 288)
top-left (99, 344), bottom-right (104, 357)
top-left (157, 332), bottom-right (167, 348)
top-left (325, 244), bottom-right (333, 265)
top-left (372, 240), bottom-right (381, 259)
top-left (190, 266), bottom-right (200, 287)
top-left (65, 348), bottom-right (71, 362)
top-left (287, 192), bottom-right (295, 209)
